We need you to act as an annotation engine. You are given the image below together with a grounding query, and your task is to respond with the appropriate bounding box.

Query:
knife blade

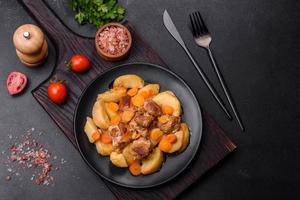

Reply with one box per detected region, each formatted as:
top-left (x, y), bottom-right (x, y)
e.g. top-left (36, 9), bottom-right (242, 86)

top-left (162, 9), bottom-right (233, 120)
top-left (163, 10), bottom-right (186, 48)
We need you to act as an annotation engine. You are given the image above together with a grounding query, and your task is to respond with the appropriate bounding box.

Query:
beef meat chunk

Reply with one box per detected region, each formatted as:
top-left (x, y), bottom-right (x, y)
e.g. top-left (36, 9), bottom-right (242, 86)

top-left (158, 115), bottom-right (181, 133)
top-left (131, 137), bottom-right (151, 159)
top-left (108, 124), bottom-right (129, 149)
top-left (143, 99), bottom-right (162, 116)
top-left (108, 125), bottom-right (121, 137)
top-left (134, 112), bottom-right (154, 128)
top-left (119, 95), bottom-right (131, 111)
top-left (118, 122), bottom-right (127, 134)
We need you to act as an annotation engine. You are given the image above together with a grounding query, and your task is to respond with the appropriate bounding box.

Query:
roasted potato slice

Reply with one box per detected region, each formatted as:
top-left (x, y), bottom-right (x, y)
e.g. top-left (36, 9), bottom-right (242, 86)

top-left (84, 117), bottom-right (100, 143)
top-left (178, 123), bottom-right (190, 153)
top-left (104, 103), bottom-right (118, 119)
top-left (97, 87), bottom-right (127, 102)
top-left (110, 152), bottom-right (128, 168)
top-left (92, 99), bottom-right (110, 129)
top-left (113, 74), bottom-right (144, 89)
top-left (95, 140), bottom-right (113, 156)
top-left (141, 147), bottom-right (164, 175)
top-left (122, 144), bottom-right (136, 165)
top-left (152, 91), bottom-right (182, 116)
top-left (137, 84), bottom-right (160, 97)
top-left (165, 91), bottom-right (175, 96)
top-left (168, 130), bottom-right (184, 153)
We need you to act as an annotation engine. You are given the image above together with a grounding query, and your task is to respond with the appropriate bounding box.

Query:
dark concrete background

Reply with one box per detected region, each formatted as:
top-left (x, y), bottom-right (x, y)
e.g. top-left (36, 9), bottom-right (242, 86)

top-left (0, 0), bottom-right (300, 199)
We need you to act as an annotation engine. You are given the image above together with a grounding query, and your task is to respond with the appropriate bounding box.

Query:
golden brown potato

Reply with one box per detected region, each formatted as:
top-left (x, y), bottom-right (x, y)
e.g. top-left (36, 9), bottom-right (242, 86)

top-left (110, 152), bottom-right (128, 168)
top-left (92, 99), bottom-right (111, 129)
top-left (167, 130), bottom-right (184, 153)
top-left (141, 147), bottom-right (164, 175)
top-left (165, 91), bottom-right (175, 96)
top-left (178, 123), bottom-right (190, 153)
top-left (113, 74), bottom-right (144, 89)
top-left (84, 117), bottom-right (100, 143)
top-left (122, 144), bottom-right (135, 164)
top-left (95, 140), bottom-right (113, 156)
top-left (97, 87), bottom-right (127, 102)
top-left (137, 84), bottom-right (160, 96)
top-left (152, 91), bottom-right (182, 116)
top-left (104, 102), bottom-right (118, 119)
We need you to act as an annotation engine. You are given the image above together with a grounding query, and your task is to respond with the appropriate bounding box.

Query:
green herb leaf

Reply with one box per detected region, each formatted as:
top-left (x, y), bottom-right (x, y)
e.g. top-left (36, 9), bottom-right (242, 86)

top-left (70, 0), bottom-right (126, 28)
top-left (117, 7), bottom-right (125, 14)
top-left (75, 12), bottom-right (85, 24)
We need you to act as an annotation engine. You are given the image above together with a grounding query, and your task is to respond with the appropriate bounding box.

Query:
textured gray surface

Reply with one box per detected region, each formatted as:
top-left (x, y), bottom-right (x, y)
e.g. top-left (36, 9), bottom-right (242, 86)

top-left (0, 1), bottom-right (113, 200)
top-left (1, 0), bottom-right (300, 200)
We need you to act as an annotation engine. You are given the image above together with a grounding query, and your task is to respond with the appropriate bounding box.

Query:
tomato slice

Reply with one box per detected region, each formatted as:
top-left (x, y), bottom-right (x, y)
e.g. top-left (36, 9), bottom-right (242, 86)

top-left (6, 71), bottom-right (28, 95)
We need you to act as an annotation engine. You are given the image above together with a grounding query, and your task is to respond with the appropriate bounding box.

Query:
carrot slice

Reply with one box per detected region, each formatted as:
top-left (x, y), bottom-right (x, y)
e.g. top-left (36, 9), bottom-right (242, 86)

top-left (166, 133), bottom-right (177, 144)
top-left (129, 161), bottom-right (141, 176)
top-left (162, 105), bottom-right (174, 115)
top-left (131, 95), bottom-right (145, 107)
top-left (121, 132), bottom-right (132, 143)
top-left (126, 155), bottom-right (136, 165)
top-left (150, 129), bottom-right (163, 142)
top-left (91, 131), bottom-right (101, 141)
top-left (158, 115), bottom-right (169, 124)
top-left (139, 91), bottom-right (149, 98)
top-left (110, 115), bottom-right (121, 125)
top-left (121, 110), bottom-right (135, 123)
top-left (107, 102), bottom-right (119, 112)
top-left (159, 138), bottom-right (172, 152)
top-left (127, 88), bottom-right (138, 97)
top-left (101, 133), bottom-right (112, 144)
top-left (149, 89), bottom-right (155, 95)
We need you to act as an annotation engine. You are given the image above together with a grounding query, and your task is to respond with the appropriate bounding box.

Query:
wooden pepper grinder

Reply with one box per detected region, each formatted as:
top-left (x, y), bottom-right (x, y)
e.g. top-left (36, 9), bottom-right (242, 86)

top-left (13, 24), bottom-right (48, 67)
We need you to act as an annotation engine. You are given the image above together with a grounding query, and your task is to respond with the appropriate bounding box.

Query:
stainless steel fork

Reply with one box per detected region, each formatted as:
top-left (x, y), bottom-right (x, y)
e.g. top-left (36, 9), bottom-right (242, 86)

top-left (190, 11), bottom-right (245, 131)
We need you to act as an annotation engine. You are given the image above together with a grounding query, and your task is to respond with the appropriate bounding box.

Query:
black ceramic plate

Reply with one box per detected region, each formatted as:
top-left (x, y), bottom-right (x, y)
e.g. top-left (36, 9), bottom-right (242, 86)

top-left (74, 63), bottom-right (203, 188)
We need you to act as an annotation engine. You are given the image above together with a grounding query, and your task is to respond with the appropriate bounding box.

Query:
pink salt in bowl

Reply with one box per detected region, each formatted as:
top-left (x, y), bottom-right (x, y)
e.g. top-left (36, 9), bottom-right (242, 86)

top-left (95, 23), bottom-right (132, 61)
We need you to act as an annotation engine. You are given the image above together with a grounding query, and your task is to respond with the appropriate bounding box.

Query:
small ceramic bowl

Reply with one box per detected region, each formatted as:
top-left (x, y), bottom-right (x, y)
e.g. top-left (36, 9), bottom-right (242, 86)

top-left (95, 23), bottom-right (132, 61)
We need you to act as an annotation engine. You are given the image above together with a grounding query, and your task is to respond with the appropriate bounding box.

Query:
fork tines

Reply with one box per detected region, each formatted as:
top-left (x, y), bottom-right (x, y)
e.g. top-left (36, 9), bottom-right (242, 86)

top-left (189, 11), bottom-right (209, 37)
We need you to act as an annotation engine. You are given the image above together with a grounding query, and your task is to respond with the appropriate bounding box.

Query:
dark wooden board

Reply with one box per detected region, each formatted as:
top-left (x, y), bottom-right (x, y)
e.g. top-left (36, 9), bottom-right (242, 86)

top-left (19, 0), bottom-right (237, 199)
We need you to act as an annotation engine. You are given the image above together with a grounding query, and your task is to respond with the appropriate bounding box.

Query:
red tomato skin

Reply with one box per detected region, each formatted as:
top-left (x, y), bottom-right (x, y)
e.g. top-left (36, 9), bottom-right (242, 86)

top-left (69, 54), bottom-right (90, 73)
top-left (47, 82), bottom-right (67, 104)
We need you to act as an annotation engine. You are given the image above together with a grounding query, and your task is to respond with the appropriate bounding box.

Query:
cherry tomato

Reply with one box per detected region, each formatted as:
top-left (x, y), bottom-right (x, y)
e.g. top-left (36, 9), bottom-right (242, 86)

top-left (47, 81), bottom-right (67, 104)
top-left (68, 54), bottom-right (91, 73)
top-left (6, 71), bottom-right (28, 95)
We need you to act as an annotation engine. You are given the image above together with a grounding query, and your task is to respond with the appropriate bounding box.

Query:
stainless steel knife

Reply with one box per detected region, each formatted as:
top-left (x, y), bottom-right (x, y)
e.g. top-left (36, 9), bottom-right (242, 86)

top-left (163, 10), bottom-right (232, 120)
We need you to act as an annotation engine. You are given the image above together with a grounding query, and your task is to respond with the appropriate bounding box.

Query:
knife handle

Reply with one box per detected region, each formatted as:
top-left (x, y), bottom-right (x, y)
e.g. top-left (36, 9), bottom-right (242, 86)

top-left (207, 47), bottom-right (244, 130)
top-left (182, 45), bottom-right (232, 120)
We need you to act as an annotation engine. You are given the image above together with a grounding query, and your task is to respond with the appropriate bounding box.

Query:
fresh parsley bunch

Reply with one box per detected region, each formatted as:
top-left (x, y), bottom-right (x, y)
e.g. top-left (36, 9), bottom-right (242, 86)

top-left (70, 0), bottom-right (126, 28)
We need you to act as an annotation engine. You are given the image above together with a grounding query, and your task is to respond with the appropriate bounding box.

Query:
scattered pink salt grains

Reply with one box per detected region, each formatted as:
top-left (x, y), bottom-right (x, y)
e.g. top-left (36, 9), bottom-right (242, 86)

top-left (97, 26), bottom-right (129, 55)
top-left (4, 128), bottom-right (60, 186)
